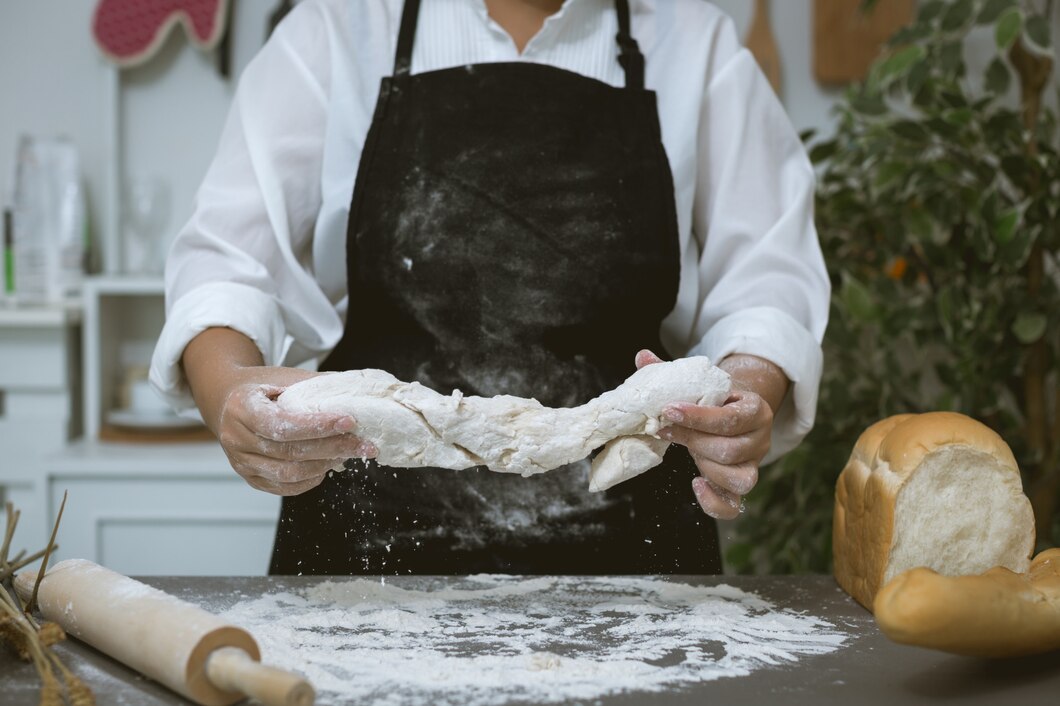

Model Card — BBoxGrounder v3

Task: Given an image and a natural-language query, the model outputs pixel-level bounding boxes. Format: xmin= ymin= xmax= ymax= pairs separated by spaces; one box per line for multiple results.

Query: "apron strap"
xmin=393 ymin=0 xmax=646 ymax=89
xmin=614 ymin=0 xmax=645 ymax=90
xmin=394 ymin=0 xmax=422 ymax=77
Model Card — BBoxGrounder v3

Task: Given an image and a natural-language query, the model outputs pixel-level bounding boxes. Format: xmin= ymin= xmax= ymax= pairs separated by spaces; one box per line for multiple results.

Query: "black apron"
xmin=269 ymin=0 xmax=721 ymax=576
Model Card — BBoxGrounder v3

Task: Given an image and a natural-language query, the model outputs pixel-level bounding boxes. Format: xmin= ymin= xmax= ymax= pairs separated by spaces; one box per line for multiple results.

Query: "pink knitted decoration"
xmin=92 ymin=0 xmax=230 ymax=67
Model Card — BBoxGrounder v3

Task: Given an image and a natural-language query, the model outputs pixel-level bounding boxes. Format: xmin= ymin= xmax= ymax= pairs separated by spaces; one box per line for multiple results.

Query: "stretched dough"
xmin=277 ymin=356 xmax=730 ymax=492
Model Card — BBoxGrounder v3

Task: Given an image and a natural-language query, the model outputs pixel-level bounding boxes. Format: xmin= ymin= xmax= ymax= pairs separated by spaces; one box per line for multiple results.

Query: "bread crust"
xmin=833 ymin=412 xmax=1033 ymax=610
xmin=874 ymin=549 xmax=1060 ymax=657
xmin=876 ymin=411 xmax=1018 ymax=478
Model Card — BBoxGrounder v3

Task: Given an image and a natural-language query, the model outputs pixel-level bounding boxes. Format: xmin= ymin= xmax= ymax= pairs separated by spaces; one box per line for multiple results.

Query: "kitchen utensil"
xmin=814 ymin=0 xmax=916 ymax=85
xmin=15 ymin=559 xmax=314 ymax=706
xmin=746 ymin=0 xmax=782 ymax=96
xmin=122 ymin=176 xmax=170 ymax=275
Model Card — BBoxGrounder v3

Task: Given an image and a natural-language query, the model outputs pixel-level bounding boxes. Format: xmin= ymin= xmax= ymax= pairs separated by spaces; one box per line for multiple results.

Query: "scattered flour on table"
xmin=220 ymin=576 xmax=849 ymax=705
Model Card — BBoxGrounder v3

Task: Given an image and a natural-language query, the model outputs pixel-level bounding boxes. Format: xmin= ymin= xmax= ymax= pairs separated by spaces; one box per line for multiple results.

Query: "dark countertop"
xmin=2 ymin=575 xmax=1058 ymax=705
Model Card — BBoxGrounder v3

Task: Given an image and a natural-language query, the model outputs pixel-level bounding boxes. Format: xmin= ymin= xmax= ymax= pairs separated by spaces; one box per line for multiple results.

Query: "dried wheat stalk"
xmin=0 ymin=493 xmax=94 ymax=705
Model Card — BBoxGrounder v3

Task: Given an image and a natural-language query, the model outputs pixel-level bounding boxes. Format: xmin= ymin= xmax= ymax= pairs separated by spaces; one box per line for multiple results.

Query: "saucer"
xmin=106 ymin=409 xmax=203 ymax=430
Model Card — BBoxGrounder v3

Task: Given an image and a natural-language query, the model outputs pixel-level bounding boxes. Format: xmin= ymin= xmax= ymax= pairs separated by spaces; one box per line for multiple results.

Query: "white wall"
xmin=0 ymin=0 xmax=109 ymax=255
xmin=0 ymin=0 xmax=273 ymax=271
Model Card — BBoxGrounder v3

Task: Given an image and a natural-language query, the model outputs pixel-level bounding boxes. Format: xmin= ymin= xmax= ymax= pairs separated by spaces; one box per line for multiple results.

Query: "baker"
xmin=150 ymin=0 xmax=829 ymax=575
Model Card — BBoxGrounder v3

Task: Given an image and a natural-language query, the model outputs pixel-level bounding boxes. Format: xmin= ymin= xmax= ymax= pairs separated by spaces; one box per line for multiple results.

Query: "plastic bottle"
xmin=12 ymin=135 xmax=86 ymax=303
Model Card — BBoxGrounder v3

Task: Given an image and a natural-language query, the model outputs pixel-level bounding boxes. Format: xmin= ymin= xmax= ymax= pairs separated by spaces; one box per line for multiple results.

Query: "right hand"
xmin=213 ymin=367 xmax=378 ymax=496
xmin=181 ymin=328 xmax=377 ymax=496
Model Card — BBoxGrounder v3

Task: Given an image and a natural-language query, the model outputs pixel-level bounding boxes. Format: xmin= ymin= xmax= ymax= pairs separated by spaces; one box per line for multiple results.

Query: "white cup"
xmin=127 ymin=378 xmax=171 ymax=415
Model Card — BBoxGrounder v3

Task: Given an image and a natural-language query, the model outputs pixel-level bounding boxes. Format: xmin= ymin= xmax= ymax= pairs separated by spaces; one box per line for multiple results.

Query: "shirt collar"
xmin=470 ymin=0 xmax=591 ymax=54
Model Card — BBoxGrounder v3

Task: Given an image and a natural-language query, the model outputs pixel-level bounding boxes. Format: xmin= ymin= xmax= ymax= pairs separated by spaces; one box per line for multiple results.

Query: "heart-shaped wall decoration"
xmin=92 ymin=0 xmax=231 ymax=67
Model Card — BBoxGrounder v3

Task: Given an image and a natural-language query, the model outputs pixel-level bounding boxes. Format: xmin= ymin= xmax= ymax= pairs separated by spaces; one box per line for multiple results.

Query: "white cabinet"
xmin=31 ymin=275 xmax=283 ymax=576
xmin=45 ymin=440 xmax=280 ymax=576
xmin=0 ymin=303 xmax=82 ymax=554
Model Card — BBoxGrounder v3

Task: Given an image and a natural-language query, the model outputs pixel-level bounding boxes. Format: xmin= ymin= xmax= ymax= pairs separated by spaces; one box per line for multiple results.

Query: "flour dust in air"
xmin=220 ymin=575 xmax=849 ymax=705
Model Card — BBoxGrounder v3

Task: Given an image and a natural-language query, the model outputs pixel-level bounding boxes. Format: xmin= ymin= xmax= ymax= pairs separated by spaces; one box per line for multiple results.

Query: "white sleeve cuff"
xmin=688 ymin=306 xmax=823 ymax=464
xmin=149 ymin=282 xmax=292 ymax=415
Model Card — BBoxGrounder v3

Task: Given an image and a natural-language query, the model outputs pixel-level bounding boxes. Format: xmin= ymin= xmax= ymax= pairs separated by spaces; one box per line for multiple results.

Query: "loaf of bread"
xmin=874 ymin=548 xmax=1060 ymax=657
xmin=833 ymin=412 xmax=1034 ymax=610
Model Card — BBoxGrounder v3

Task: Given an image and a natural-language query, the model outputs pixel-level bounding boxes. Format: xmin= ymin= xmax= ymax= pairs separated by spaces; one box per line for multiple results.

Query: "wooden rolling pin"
xmin=15 ymin=559 xmax=314 ymax=706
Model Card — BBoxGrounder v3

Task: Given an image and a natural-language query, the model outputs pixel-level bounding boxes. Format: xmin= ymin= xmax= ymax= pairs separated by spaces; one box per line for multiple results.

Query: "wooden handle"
xmin=207 ymin=647 xmax=314 ymax=706
xmin=813 ymin=0 xmax=916 ymax=85
xmin=746 ymin=0 xmax=782 ymax=95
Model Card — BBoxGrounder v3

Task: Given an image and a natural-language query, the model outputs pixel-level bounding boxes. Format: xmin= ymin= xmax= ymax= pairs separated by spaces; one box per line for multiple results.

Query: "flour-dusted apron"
xmin=269 ymin=0 xmax=721 ymax=576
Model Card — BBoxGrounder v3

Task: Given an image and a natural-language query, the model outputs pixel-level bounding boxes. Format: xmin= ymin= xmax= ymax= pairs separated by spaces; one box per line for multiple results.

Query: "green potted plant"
xmin=728 ymin=0 xmax=1060 ymax=573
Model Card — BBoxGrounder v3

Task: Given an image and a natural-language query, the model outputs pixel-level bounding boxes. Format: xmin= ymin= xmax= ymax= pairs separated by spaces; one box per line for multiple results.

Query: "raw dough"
xmin=277 ymin=356 xmax=730 ymax=491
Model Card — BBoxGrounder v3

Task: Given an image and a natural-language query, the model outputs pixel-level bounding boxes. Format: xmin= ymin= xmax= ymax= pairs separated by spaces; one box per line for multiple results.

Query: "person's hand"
xmin=213 ymin=367 xmax=378 ymax=496
xmin=635 ymin=350 xmax=787 ymax=520
xmin=181 ymin=328 xmax=377 ymax=496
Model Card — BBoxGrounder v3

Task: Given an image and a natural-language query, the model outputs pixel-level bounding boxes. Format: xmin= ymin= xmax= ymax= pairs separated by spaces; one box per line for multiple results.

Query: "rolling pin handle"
xmin=205 ymin=647 xmax=315 ymax=706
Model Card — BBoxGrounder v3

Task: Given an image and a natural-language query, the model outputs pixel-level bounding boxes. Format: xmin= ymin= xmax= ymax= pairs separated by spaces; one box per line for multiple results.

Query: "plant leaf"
xmin=994 ymin=207 xmax=1020 ymax=243
xmin=995 ymin=8 xmax=1024 ymax=50
xmin=841 ymin=273 xmax=877 ymax=322
xmin=809 ymin=139 xmax=838 ymax=164
xmin=938 ymin=42 xmax=966 ymax=76
xmin=891 ymin=119 xmax=929 ymax=141
xmin=905 ymin=56 xmax=931 ymax=95
xmin=984 ymin=57 xmax=1011 ymax=94
xmin=943 ymin=107 xmax=974 ymax=127
xmin=978 ymin=0 xmax=1017 ymax=24
xmin=907 ymin=206 xmax=934 ymax=241
xmin=936 ymin=286 xmax=957 ymax=343
xmin=919 ymin=0 xmax=947 ymax=24
xmin=877 ymin=46 xmax=926 ymax=82
xmin=1012 ymin=312 xmax=1047 ymax=344
xmin=873 ymin=161 xmax=908 ymax=191
xmin=941 ymin=0 xmax=974 ymax=32
xmin=1025 ymin=15 xmax=1051 ymax=49
xmin=851 ymin=91 xmax=888 ymax=116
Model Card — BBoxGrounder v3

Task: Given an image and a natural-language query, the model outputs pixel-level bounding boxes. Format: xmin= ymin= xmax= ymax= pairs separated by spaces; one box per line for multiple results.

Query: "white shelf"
xmin=46 ymin=438 xmax=229 ymax=476
xmin=0 ymin=299 xmax=82 ymax=327
xmin=82 ymin=274 xmax=163 ymax=296
xmin=82 ymin=275 xmax=166 ymax=439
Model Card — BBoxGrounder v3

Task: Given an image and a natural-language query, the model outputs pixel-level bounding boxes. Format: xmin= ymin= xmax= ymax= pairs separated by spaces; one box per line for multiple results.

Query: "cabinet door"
xmin=0 ymin=476 xmax=48 ymax=557
xmin=49 ymin=476 xmax=280 ymax=575
xmin=0 ymin=321 xmax=80 ymax=553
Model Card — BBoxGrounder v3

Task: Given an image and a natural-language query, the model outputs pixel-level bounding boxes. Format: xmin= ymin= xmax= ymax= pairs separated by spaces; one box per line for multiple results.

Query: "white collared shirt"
xmin=150 ymin=0 xmax=830 ymax=462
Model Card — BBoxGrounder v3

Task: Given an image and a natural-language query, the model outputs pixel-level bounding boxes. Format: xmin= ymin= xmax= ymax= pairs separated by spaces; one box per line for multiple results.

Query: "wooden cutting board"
xmin=746 ymin=0 xmax=782 ymax=95
xmin=814 ymin=0 xmax=916 ymax=85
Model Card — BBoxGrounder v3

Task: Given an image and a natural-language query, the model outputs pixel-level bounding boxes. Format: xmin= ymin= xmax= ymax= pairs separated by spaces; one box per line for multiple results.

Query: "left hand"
xmin=636 ymin=350 xmax=786 ymax=520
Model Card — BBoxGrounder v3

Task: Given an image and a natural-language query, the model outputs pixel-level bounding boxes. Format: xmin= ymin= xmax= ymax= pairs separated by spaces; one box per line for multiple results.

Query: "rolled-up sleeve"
xmin=150 ymin=3 xmax=338 ymax=414
xmin=686 ymin=32 xmax=830 ymax=462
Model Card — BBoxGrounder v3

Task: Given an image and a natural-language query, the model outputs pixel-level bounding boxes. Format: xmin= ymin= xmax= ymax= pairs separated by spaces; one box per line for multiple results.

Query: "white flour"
xmin=220 ymin=575 xmax=848 ymax=705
